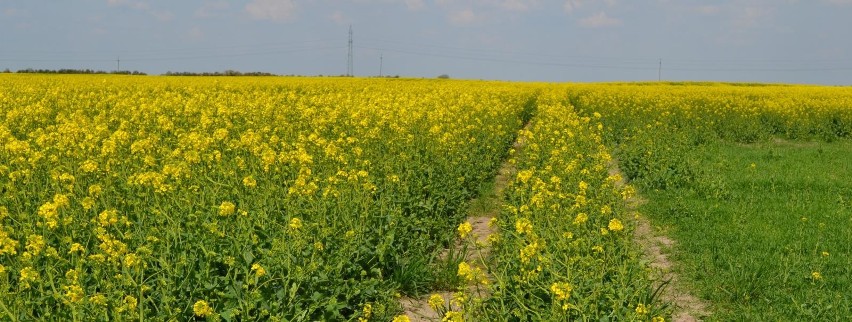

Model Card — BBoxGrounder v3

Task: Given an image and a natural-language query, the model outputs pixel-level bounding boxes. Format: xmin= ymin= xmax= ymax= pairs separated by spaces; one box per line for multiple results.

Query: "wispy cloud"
xmin=186 ymin=26 xmax=204 ymax=40
xmin=195 ymin=1 xmax=230 ymax=18
xmin=731 ymin=6 xmax=773 ymax=28
xmin=3 ymin=8 xmax=26 ymax=17
xmin=448 ymin=8 xmax=485 ymax=25
xmin=578 ymin=11 xmax=621 ymax=28
xmin=245 ymin=0 xmax=297 ymax=22
xmin=404 ymin=0 xmax=425 ymax=10
xmin=694 ymin=5 xmax=721 ymax=15
xmin=564 ymin=0 xmax=616 ymax=14
xmin=329 ymin=11 xmax=348 ymax=25
xmin=105 ymin=0 xmax=173 ymax=21
xmin=490 ymin=0 xmax=540 ymax=12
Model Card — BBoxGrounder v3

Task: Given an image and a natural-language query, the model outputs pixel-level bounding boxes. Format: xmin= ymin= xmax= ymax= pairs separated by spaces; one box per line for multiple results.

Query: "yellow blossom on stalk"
xmin=242 ymin=176 xmax=257 ymax=188
xmin=90 ymin=294 xmax=107 ymax=306
xmin=251 ymin=263 xmax=267 ymax=277
xmin=821 ymin=251 xmax=829 ymax=257
xmin=25 ymin=235 xmax=46 ymax=256
xmin=652 ymin=316 xmax=666 ymax=322
xmin=124 ymin=253 xmax=141 ymax=268
xmin=516 ymin=170 xmax=533 ymax=184
xmin=573 ymin=213 xmax=588 ymax=225
xmin=428 ymin=294 xmax=445 ymax=310
xmin=81 ymin=197 xmax=95 ymax=210
xmin=98 ymin=209 xmax=119 ymax=227
xmin=193 ymin=300 xmax=214 ymax=317
xmin=442 ymin=311 xmax=464 ymax=322
xmin=608 ymin=219 xmax=624 ymax=232
xmin=0 ymin=230 xmax=19 ymax=256
xmin=520 ymin=240 xmax=540 ymax=264
xmin=550 ymin=282 xmax=573 ymax=301
xmin=458 ymin=221 xmax=473 ymax=239
xmin=450 ymin=291 xmax=466 ymax=307
xmin=88 ymin=184 xmax=103 ymax=196
xmin=37 ymin=202 xmax=59 ymax=229
xmin=58 ymin=173 xmax=75 ymax=185
xmin=219 ymin=201 xmax=235 ymax=216
xmin=79 ymin=160 xmax=98 ymax=173
xmin=19 ymin=266 xmax=40 ymax=289
xmin=362 ymin=303 xmax=373 ymax=320
xmin=63 ymin=284 xmax=85 ymax=304
xmin=289 ymin=217 xmax=303 ymax=230
xmin=392 ymin=315 xmax=411 ymax=322
xmin=812 ymin=271 xmax=823 ymax=280
xmin=621 ymin=185 xmax=636 ymax=200
xmin=636 ymin=303 xmax=649 ymax=315
xmin=458 ymin=262 xmax=474 ymax=282
xmin=515 ymin=217 xmax=533 ymax=235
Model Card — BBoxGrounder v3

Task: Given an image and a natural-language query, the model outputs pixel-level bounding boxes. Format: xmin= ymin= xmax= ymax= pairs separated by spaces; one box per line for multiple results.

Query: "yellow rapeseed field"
xmin=2 ymin=75 xmax=850 ymax=321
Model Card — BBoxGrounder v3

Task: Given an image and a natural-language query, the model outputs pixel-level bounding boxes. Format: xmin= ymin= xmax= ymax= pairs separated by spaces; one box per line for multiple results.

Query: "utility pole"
xmin=658 ymin=58 xmax=662 ymax=82
xmin=379 ymin=54 xmax=383 ymax=77
xmin=347 ymin=25 xmax=354 ymax=77
xmin=117 ymin=56 xmax=121 ymax=73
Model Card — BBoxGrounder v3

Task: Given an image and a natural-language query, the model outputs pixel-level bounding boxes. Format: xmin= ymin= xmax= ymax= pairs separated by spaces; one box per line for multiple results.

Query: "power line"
xmin=355 ymin=45 xmax=852 ymax=73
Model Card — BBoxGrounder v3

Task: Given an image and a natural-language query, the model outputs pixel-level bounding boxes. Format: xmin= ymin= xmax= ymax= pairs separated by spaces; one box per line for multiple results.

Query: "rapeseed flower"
xmin=219 ymin=201 xmax=236 ymax=216
xmin=392 ymin=315 xmax=411 ymax=322
xmin=251 ymin=263 xmax=267 ymax=277
xmin=428 ymin=294 xmax=445 ymax=310
xmin=608 ymin=219 xmax=624 ymax=232
xmin=458 ymin=221 xmax=473 ymax=238
xmin=193 ymin=300 xmax=214 ymax=317
xmin=289 ymin=217 xmax=303 ymax=230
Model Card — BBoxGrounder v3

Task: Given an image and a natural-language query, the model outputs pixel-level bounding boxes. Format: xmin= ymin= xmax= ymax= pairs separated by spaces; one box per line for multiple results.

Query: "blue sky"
xmin=1 ymin=0 xmax=851 ymax=84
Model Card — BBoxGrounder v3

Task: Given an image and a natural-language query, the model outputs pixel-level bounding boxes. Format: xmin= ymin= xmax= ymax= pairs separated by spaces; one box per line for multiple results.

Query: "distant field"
xmin=1 ymin=74 xmax=850 ymax=320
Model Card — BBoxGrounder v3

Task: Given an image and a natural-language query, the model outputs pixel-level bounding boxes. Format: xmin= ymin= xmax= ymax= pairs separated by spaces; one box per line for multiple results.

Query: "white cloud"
xmin=404 ymin=0 xmax=425 ymax=10
xmin=195 ymin=1 xmax=230 ymax=18
xmin=731 ymin=6 xmax=772 ymax=28
xmin=491 ymin=0 xmax=539 ymax=11
xmin=448 ymin=9 xmax=484 ymax=25
xmin=245 ymin=0 xmax=297 ymax=22
xmin=694 ymin=5 xmax=721 ymax=15
xmin=187 ymin=26 xmax=204 ymax=40
xmin=329 ymin=11 xmax=348 ymax=25
xmin=107 ymin=0 xmax=149 ymax=10
xmin=564 ymin=0 xmax=583 ymax=13
xmin=564 ymin=0 xmax=616 ymax=14
xmin=578 ymin=11 xmax=621 ymax=28
xmin=106 ymin=0 xmax=172 ymax=21
xmin=3 ymin=8 xmax=24 ymax=17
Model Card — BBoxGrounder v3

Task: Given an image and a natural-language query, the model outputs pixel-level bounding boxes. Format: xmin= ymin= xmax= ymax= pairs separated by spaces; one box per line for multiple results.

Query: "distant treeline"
xmin=163 ymin=70 xmax=276 ymax=76
xmin=12 ymin=68 xmax=146 ymax=75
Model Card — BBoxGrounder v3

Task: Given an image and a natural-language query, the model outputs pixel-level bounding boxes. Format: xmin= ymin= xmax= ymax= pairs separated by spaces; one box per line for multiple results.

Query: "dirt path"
xmin=608 ymin=164 xmax=710 ymax=322
xmin=399 ymin=127 xmax=528 ymax=321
